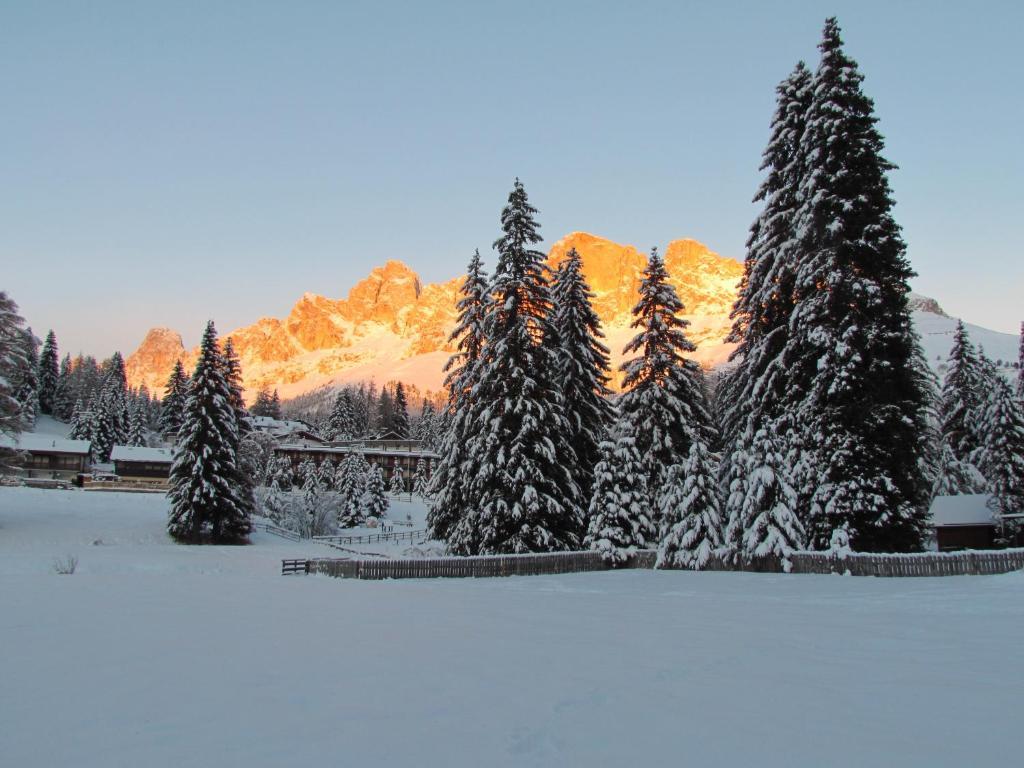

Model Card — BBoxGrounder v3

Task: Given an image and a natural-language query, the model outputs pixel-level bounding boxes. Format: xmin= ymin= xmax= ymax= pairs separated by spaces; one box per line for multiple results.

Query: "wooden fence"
xmin=285 ymin=546 xmax=1024 ymax=580
xmin=253 ymin=521 xmax=303 ymax=542
xmin=313 ymin=529 xmax=426 ymax=546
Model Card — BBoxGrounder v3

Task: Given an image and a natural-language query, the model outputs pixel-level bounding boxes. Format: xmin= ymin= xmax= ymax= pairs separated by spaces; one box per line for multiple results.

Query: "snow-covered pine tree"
xmin=361 ymin=464 xmax=389 ymax=521
xmin=657 ymin=441 xmax=725 ymax=570
xmin=167 ymin=321 xmax=252 ymax=544
xmin=262 ymin=455 xmax=294 ymax=524
xmin=54 ymin=354 xmax=74 ymax=422
xmin=734 ymin=425 xmax=805 ymax=569
xmin=0 ymin=292 xmax=32 ymax=438
xmin=428 ymin=249 xmax=490 ymax=544
xmin=585 ymin=432 xmax=654 ymax=564
xmin=296 ymin=456 xmax=317 ymax=486
xmin=335 ymin=452 xmax=366 ymax=527
xmin=221 ymin=338 xmax=249 ymax=436
xmin=978 ymin=378 xmax=1024 ymax=543
xmin=414 ymin=399 xmax=436 ymax=446
xmin=932 ymin=439 xmax=987 ymax=497
xmin=316 ymin=457 xmax=335 ymax=491
xmin=68 ymin=398 xmax=88 ymax=440
xmin=37 ymin=330 xmax=59 ymax=416
xmin=617 ymin=247 xmax=714 ymax=532
xmin=392 ymin=382 xmax=410 ymax=438
xmin=413 ymin=456 xmax=429 ymax=497
xmin=91 ymin=382 xmax=121 ymax=462
xmin=784 ymin=18 xmax=930 ymax=552
xmin=450 ymin=180 xmax=583 ymax=555
xmin=126 ymin=398 xmax=147 ymax=446
xmin=723 ymin=61 xmax=812 ymax=448
xmin=13 ymin=328 xmax=40 ymax=430
xmin=940 ymin=321 xmax=985 ymax=463
xmin=250 ymin=386 xmax=272 ymax=417
xmin=389 ymin=463 xmax=405 ymax=495
xmin=159 ymin=360 xmax=189 ymax=436
xmin=327 ymin=390 xmax=356 ymax=440
xmin=550 ymin=247 xmax=614 ymax=511
xmin=1017 ymin=321 xmax=1023 ymax=400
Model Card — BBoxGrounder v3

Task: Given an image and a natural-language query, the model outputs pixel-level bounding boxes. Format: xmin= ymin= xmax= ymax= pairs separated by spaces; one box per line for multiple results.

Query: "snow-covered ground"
xmin=1 ymin=486 xmax=1022 ymax=767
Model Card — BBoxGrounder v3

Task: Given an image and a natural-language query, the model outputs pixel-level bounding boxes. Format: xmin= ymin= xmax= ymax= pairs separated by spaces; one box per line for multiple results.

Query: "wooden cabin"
xmin=0 ymin=434 xmax=91 ymax=480
xmin=110 ymin=445 xmax=174 ymax=486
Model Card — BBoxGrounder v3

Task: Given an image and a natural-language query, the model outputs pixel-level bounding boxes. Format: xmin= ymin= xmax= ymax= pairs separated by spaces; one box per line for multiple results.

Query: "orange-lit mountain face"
xmin=125 ymin=234 xmax=744 ymax=400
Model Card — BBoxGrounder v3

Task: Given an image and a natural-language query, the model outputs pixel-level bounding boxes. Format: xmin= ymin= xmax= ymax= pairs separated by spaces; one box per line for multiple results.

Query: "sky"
xmin=2 ymin=0 xmax=1021 ymax=357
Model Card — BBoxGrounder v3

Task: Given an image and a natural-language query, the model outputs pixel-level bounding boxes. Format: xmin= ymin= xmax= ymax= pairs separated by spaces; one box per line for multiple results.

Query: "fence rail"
xmin=313 ymin=529 xmax=426 ymax=546
xmin=286 ymin=546 xmax=1024 ymax=581
xmin=253 ymin=521 xmax=303 ymax=542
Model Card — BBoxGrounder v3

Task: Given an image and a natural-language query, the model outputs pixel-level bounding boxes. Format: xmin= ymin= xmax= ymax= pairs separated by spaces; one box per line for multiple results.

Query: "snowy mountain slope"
xmin=125 ymin=233 xmax=1016 ymax=399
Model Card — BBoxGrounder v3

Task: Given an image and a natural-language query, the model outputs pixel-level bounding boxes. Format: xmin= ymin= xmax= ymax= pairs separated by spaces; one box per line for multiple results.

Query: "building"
xmin=930 ymin=494 xmax=997 ymax=551
xmin=0 ymin=434 xmax=92 ymax=480
xmin=274 ymin=439 xmax=438 ymax=490
xmin=249 ymin=416 xmax=324 ymax=444
xmin=110 ymin=445 xmax=175 ymax=486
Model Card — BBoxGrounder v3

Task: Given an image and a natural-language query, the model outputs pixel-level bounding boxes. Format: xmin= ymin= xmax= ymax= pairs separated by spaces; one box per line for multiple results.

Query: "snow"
xmin=110 ymin=445 xmax=175 ymax=463
xmin=930 ymin=493 xmax=994 ymax=527
xmin=2 ymin=486 xmax=1023 ymax=766
xmin=0 ymin=432 xmax=90 ymax=454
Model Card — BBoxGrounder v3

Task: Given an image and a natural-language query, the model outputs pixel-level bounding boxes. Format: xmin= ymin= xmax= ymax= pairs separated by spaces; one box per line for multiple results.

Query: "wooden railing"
xmin=313 ymin=529 xmax=426 ymax=546
xmin=252 ymin=521 xmax=303 ymax=542
xmin=284 ymin=546 xmax=1024 ymax=581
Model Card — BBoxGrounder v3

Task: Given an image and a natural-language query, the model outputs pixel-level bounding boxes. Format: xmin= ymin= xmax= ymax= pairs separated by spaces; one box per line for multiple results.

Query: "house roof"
xmin=0 ymin=433 xmax=91 ymax=455
xmin=930 ymin=494 xmax=995 ymax=527
xmin=110 ymin=445 xmax=175 ymax=463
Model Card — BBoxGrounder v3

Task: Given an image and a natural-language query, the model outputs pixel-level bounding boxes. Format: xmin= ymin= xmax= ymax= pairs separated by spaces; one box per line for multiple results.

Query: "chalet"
xmin=0 ymin=434 xmax=91 ymax=480
xmin=249 ymin=416 xmax=324 ymax=444
xmin=930 ymin=494 xmax=998 ymax=551
xmin=110 ymin=445 xmax=175 ymax=486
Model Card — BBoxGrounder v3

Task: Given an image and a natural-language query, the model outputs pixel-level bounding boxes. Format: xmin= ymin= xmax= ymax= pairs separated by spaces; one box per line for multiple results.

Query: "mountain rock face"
xmin=125 ymin=233 xmax=745 ymax=399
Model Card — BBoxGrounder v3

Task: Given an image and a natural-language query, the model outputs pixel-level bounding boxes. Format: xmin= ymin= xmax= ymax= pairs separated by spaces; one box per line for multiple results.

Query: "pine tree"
xmin=413 ymin=456 xmax=430 ymax=497
xmin=336 ymin=453 xmax=366 ymax=527
xmin=450 ymin=179 xmax=583 ymax=555
xmin=940 ymin=321 xmax=985 ymax=462
xmin=327 ymin=390 xmax=356 ymax=440
xmin=783 ymin=18 xmax=930 ymax=551
xmin=550 ymin=247 xmax=614 ymax=509
xmin=428 ymin=249 xmax=490 ymax=543
xmin=221 ymin=338 xmax=249 ymax=436
xmin=269 ymin=389 xmax=282 ymax=420
xmin=392 ymin=382 xmax=410 ymax=438
xmin=979 ymin=379 xmax=1024 ymax=541
xmin=250 ymin=386 xmax=274 ymax=418
xmin=724 ymin=61 xmax=812 ymax=448
xmin=91 ymin=383 xmax=120 ymax=462
xmin=585 ymin=432 xmax=654 ymax=564
xmin=932 ymin=439 xmax=987 ymax=497
xmin=657 ymin=441 xmax=725 ymax=570
xmin=1017 ymin=321 xmax=1023 ymax=401
xmin=13 ymin=328 xmax=40 ymax=429
xmin=0 ymin=292 xmax=32 ymax=438
xmin=53 ymin=354 xmax=74 ymax=422
xmin=126 ymin=398 xmax=148 ymax=446
xmin=316 ymin=457 xmax=335 ymax=491
xmin=361 ymin=464 xmax=389 ymax=521
xmin=159 ymin=360 xmax=190 ymax=436
xmin=167 ymin=321 xmax=252 ymax=544
xmin=37 ymin=330 xmax=59 ymax=415
xmin=617 ymin=247 xmax=713 ymax=532
xmin=390 ymin=463 xmax=405 ymax=495
xmin=734 ymin=425 xmax=805 ymax=568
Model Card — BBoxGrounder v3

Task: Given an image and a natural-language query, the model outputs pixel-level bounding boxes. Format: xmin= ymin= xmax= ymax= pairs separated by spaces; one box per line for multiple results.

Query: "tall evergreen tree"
xmin=13 ymin=328 xmax=40 ymax=429
xmin=585 ymin=432 xmax=654 ymax=564
xmin=550 ymin=247 xmax=614 ymax=510
xmin=389 ymin=463 xmax=405 ymax=495
xmin=269 ymin=389 xmax=282 ymax=420
xmin=617 ymin=247 xmax=713 ymax=530
xmin=54 ymin=354 xmax=74 ymax=422
xmin=0 ymin=292 xmax=32 ymax=438
xmin=221 ymin=338 xmax=249 ymax=436
xmin=392 ymin=382 xmax=410 ymax=438
xmin=159 ymin=360 xmax=190 ymax=436
xmin=428 ymin=249 xmax=489 ymax=543
xmin=361 ymin=464 xmax=389 ymax=520
xmin=167 ymin=321 xmax=252 ymax=543
xmin=782 ymin=18 xmax=930 ymax=551
xmin=940 ymin=321 xmax=985 ymax=462
xmin=723 ymin=61 xmax=812 ymax=448
xmin=37 ymin=330 xmax=59 ymax=415
xmin=978 ymin=378 xmax=1024 ymax=541
xmin=327 ymin=390 xmax=356 ymax=440
xmin=450 ymin=180 xmax=583 ymax=555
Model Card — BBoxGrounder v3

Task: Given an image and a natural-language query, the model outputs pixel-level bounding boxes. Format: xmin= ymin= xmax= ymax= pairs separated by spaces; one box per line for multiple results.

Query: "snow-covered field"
xmin=1 ymin=487 xmax=1021 ymax=767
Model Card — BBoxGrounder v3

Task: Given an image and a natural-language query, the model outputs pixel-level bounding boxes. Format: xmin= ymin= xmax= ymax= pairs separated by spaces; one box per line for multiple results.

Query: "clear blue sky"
xmin=3 ymin=0 xmax=1021 ymax=356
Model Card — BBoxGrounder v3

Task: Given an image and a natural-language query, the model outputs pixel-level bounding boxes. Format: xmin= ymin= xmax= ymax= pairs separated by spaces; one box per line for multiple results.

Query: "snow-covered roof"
xmin=930 ymin=494 xmax=995 ymax=527
xmin=110 ymin=445 xmax=175 ymax=463
xmin=0 ymin=433 xmax=91 ymax=455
